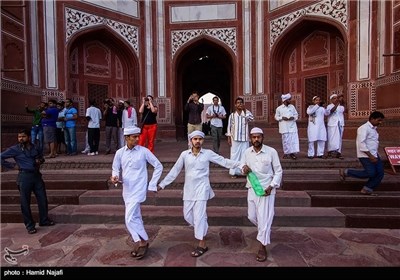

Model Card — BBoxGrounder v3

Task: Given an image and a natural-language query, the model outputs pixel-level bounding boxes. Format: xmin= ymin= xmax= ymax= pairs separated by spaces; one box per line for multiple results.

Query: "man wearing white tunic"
xmin=241 ymin=127 xmax=283 ymax=262
xmin=325 ymin=94 xmax=345 ymax=159
xmin=226 ymin=97 xmax=254 ymax=177
xmin=157 ymin=130 xmax=245 ymax=257
xmin=274 ymin=93 xmax=300 ymax=159
xmin=306 ymin=96 xmax=327 ymax=159
xmin=110 ymin=126 xmax=162 ymax=260
xmin=120 ymin=100 xmax=138 ymax=147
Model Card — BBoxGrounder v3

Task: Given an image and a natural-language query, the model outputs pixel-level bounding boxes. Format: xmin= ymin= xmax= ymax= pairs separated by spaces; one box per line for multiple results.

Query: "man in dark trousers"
xmin=1 ymin=129 xmax=55 ymax=234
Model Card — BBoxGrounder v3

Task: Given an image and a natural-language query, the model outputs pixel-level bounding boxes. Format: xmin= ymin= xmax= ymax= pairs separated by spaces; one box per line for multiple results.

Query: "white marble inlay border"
xmin=81 ymin=0 xmax=139 ymax=18
xmin=170 ymin=3 xmax=236 ymax=23
xmin=65 ymin=7 xmax=139 ymax=55
xmin=30 ymin=1 xmax=40 ymax=86
xmin=270 ymin=0 xmax=347 ymax=49
xmin=171 ymin=28 xmax=237 ymax=57
xmin=45 ymin=0 xmax=57 ymax=88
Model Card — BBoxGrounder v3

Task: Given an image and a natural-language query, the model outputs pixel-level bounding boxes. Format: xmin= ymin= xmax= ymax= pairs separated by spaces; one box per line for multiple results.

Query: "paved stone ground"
xmin=1 ymin=223 xmax=400 ymax=268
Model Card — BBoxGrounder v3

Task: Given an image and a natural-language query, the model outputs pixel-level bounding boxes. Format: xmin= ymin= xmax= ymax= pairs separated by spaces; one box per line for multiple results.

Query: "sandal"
xmin=191 ymin=246 xmax=208 ymax=257
xmin=256 ymin=247 xmax=267 ymax=262
xmin=131 ymin=243 xmax=149 ymax=260
xmin=27 ymin=228 xmax=37 ymax=234
xmin=360 ymin=189 xmax=377 ymax=196
xmin=339 ymin=169 xmax=346 ymax=182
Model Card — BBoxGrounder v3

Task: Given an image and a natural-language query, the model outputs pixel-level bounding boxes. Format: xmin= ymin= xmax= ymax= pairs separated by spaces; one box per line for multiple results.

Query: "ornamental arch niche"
xmin=174 ymin=38 xmax=234 ymax=140
xmin=66 ymin=27 xmax=139 ymax=124
xmin=270 ymin=18 xmax=347 ymax=121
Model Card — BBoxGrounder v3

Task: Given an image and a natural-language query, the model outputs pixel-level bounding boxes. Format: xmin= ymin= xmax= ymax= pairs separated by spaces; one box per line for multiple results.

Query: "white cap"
xmin=119 ymin=100 xmax=125 ymax=104
xmin=330 ymin=94 xmax=338 ymax=100
xmin=250 ymin=127 xmax=263 ymax=135
xmin=124 ymin=126 xmax=141 ymax=136
xmin=281 ymin=93 xmax=291 ymax=101
xmin=188 ymin=130 xmax=205 ymax=139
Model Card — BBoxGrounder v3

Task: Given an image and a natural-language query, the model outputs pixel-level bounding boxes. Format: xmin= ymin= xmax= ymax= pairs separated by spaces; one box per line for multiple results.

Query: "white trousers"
xmin=282 ymin=132 xmax=300 ymax=154
xmin=125 ymin=200 xmax=148 ymax=242
xmin=229 ymin=140 xmax=249 ymax=176
xmin=308 ymin=140 xmax=326 ymax=157
xmin=183 ymin=200 xmax=208 ymax=241
xmin=327 ymin=125 xmax=343 ymax=153
xmin=247 ymin=189 xmax=275 ymax=246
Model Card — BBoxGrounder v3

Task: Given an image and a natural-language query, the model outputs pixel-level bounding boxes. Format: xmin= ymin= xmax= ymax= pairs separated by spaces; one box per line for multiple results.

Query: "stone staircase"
xmin=2 ymin=157 xmax=400 ymax=228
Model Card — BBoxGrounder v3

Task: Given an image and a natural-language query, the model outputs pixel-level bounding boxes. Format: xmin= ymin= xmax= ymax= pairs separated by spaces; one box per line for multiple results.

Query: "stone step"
xmin=42 ymin=204 xmax=346 ymax=228
xmin=337 ymin=207 xmax=400 ymax=229
xmin=308 ymin=191 xmax=400 ymax=208
xmin=78 ymin=189 xmax=311 ymax=207
xmin=1 ymin=190 xmax=85 ymax=205
xmin=1 ymin=204 xmax=59 ymax=223
xmin=0 ymin=189 xmax=311 ymax=207
xmin=2 ymin=169 xmax=398 ymax=191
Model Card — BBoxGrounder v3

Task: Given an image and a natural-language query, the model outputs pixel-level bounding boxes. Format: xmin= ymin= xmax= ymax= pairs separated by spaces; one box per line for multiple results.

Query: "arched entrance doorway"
xmin=174 ymin=39 xmax=233 ymax=140
xmin=270 ymin=19 xmax=347 ymax=122
xmin=67 ymin=28 xmax=139 ymax=127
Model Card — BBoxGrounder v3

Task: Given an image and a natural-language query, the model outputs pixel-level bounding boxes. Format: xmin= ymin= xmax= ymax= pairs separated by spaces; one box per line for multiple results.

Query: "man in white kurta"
xmin=241 ymin=127 xmax=283 ymax=262
xmin=226 ymin=97 xmax=254 ymax=176
xmin=274 ymin=93 xmax=299 ymax=159
xmin=157 ymin=130 xmax=245 ymax=257
xmin=110 ymin=126 xmax=162 ymax=260
xmin=306 ymin=96 xmax=327 ymax=158
xmin=325 ymin=94 xmax=345 ymax=159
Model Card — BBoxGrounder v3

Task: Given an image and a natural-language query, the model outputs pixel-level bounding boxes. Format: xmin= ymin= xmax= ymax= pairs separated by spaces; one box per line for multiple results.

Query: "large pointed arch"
xmin=172 ymin=36 xmax=236 ymax=140
xmin=269 ymin=16 xmax=348 ymax=122
xmin=64 ymin=26 xmax=140 ymax=120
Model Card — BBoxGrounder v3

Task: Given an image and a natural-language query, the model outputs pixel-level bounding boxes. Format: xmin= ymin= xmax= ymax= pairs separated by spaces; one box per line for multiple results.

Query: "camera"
xmin=145 ymin=98 xmax=149 ymax=101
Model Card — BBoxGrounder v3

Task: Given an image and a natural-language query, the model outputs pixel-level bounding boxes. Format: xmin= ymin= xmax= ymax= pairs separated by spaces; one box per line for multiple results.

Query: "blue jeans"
xmin=64 ymin=126 xmax=77 ymax=154
xmin=347 ymin=157 xmax=384 ymax=191
xmin=31 ymin=125 xmax=44 ymax=154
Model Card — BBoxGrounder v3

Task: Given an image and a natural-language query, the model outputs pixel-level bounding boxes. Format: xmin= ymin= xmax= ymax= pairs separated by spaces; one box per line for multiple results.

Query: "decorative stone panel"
xmin=65 ymin=7 xmax=139 ymax=56
xmin=171 ymin=28 xmax=236 ymax=57
xmin=349 ymin=81 xmax=376 ymax=118
xmin=270 ymin=0 xmax=347 ymax=49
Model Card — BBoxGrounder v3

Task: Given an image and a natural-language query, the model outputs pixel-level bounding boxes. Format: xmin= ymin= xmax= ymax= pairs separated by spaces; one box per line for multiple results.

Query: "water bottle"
xmin=248 ymin=172 xmax=265 ymax=196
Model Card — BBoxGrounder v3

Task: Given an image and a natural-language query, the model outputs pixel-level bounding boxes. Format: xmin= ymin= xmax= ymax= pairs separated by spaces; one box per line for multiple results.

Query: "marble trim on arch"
xmin=171 ymin=28 xmax=237 ymax=57
xmin=269 ymin=0 xmax=347 ymax=49
xmin=65 ymin=7 xmax=139 ymax=55
xmin=348 ymin=81 xmax=376 ymax=119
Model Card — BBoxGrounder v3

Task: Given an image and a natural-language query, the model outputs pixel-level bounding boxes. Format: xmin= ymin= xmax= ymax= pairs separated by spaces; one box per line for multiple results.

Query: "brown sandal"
xmin=256 ymin=247 xmax=267 ymax=262
xmin=131 ymin=243 xmax=149 ymax=260
xmin=191 ymin=246 xmax=208 ymax=257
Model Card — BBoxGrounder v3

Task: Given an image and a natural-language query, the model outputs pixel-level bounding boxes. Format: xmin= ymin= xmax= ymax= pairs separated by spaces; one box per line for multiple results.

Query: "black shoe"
xmin=39 ymin=220 xmax=55 ymax=226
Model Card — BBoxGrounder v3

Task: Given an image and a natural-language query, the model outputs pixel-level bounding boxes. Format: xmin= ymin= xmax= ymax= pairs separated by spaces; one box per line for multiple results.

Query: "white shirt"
xmin=306 ymin=104 xmax=327 ymax=141
xmin=274 ymin=104 xmax=299 ymax=134
xmin=206 ymin=105 xmax=227 ymax=128
xmin=122 ymin=107 xmax=137 ymax=128
xmin=112 ymin=145 xmax=163 ymax=203
xmin=159 ymin=148 xmax=243 ymax=201
xmin=356 ymin=121 xmax=380 ymax=158
xmin=241 ymin=145 xmax=283 ymax=195
xmin=86 ymin=106 xmax=102 ymax=128
xmin=325 ymin=103 xmax=345 ymax=126
xmin=226 ymin=110 xmax=254 ymax=141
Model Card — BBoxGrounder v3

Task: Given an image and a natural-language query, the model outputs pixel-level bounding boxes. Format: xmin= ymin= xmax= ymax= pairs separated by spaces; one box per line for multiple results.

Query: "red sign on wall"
xmin=384 ymin=147 xmax=400 ymax=165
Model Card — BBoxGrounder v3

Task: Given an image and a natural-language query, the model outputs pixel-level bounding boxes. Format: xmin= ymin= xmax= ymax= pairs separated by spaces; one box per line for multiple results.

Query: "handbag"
xmin=140 ymin=110 xmax=150 ymax=130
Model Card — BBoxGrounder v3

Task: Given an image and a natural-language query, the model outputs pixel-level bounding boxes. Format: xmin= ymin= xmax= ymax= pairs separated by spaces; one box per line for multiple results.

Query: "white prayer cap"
xmin=188 ymin=130 xmax=205 ymax=139
xmin=281 ymin=93 xmax=291 ymax=101
xmin=312 ymin=96 xmax=319 ymax=101
xmin=330 ymin=94 xmax=338 ymax=100
xmin=124 ymin=126 xmax=141 ymax=136
xmin=250 ymin=127 xmax=263 ymax=135
xmin=119 ymin=100 xmax=125 ymax=104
